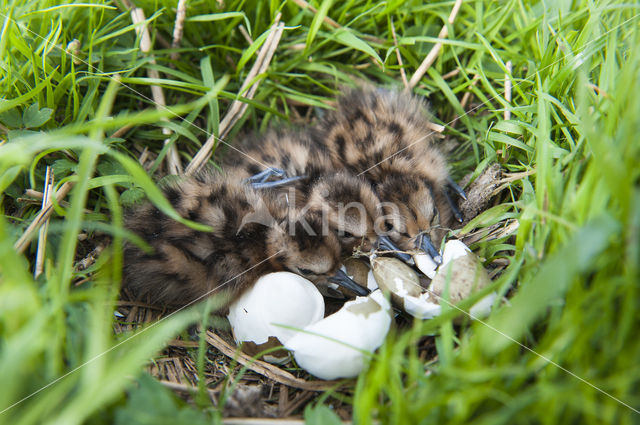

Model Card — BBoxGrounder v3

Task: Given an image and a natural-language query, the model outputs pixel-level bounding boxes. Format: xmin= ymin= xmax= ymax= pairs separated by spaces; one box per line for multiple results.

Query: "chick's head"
xmin=376 ymin=173 xmax=450 ymax=250
xmin=265 ymin=212 xmax=342 ymax=283
xmin=306 ymin=172 xmax=382 ymax=254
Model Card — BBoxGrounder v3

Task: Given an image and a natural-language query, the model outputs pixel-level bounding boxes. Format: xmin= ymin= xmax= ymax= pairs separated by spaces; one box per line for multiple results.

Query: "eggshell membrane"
xmin=469 ymin=292 xmax=497 ymax=318
xmin=284 ymin=290 xmax=392 ymax=380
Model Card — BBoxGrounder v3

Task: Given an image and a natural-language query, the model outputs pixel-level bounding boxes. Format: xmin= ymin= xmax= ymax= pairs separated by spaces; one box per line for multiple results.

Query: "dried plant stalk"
xmin=205 ymin=330 xmax=343 ymax=391
xmin=186 ymin=16 xmax=285 ymax=175
xmin=239 ymin=24 xmax=253 ymax=44
xmin=390 ymin=18 xmax=408 ymax=89
xmin=34 ymin=167 xmax=54 ymax=278
xmin=170 ymin=0 xmax=188 ymax=61
xmin=14 ymin=181 xmax=74 ymax=254
xmin=290 ymin=0 xmax=339 ymax=28
xmin=504 ymin=60 xmax=513 ymax=120
xmin=407 ymin=0 xmax=463 ymax=90
xmin=130 ymin=4 xmax=183 ymax=175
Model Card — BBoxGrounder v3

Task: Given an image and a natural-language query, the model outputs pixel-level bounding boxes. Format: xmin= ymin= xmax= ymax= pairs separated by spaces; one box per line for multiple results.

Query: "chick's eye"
xmin=342 ymin=231 xmax=355 ymax=238
xmin=298 ymin=268 xmax=314 ymax=275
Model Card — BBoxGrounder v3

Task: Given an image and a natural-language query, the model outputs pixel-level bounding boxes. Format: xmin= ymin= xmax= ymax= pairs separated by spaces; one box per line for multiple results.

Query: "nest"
xmin=106 ymin=162 xmax=515 ymax=419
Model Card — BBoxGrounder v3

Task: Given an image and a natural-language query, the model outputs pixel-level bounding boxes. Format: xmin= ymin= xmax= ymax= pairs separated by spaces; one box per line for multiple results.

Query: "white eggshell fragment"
xmin=366 ymin=269 xmax=379 ymax=291
xmin=430 ymin=241 xmax=497 ymax=320
xmin=440 ymin=240 xmax=471 ymax=269
xmin=227 ymin=272 xmax=324 ymax=363
xmin=469 ymin=292 xmax=497 ymax=319
xmin=284 ymin=289 xmax=392 ymax=380
xmin=413 ymin=252 xmax=438 ymax=279
xmin=402 ymin=292 xmax=442 ymax=319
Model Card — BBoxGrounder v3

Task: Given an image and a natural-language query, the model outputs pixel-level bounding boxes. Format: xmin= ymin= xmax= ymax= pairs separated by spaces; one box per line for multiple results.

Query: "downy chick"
xmin=122 ymin=171 xmax=364 ymax=309
xmin=222 ymin=128 xmax=334 ymax=197
xmin=223 ymin=128 xmax=406 ymax=258
xmin=316 ymin=86 xmax=466 ymax=262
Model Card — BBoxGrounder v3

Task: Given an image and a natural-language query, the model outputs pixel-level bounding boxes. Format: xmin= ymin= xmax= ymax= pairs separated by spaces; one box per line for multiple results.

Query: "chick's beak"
xmin=328 ymin=269 xmax=370 ymax=296
xmin=376 ymin=235 xmax=413 ymax=263
xmin=417 ymin=234 xmax=442 ymax=264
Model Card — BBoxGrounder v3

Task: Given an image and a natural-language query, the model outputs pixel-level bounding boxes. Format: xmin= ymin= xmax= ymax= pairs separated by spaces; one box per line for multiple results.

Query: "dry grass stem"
xmin=25 ymin=189 xmax=43 ymax=199
xmin=390 ymin=18 xmax=408 ymax=89
xmin=14 ymin=181 xmax=74 ymax=254
xmin=167 ymin=339 xmax=200 ymax=348
xmin=34 ymin=166 xmax=54 ymax=278
xmin=159 ymin=380 xmax=219 ymax=400
xmin=504 ymin=60 xmax=512 ymax=120
xmin=130 ymin=3 xmax=183 ymax=175
xmin=170 ymin=0 xmax=188 ymax=61
xmin=239 ymin=25 xmax=254 ymax=44
xmin=491 ymin=168 xmax=536 ymax=196
xmin=442 ymin=68 xmax=461 ymax=80
xmin=279 ymin=391 xmax=315 ymax=418
xmin=291 ymin=0 xmax=339 ymax=28
xmin=277 ymin=384 xmax=288 ymax=416
xmin=407 ymin=0 xmax=463 ymax=90
xmin=462 ymin=219 xmax=520 ymax=245
xmin=111 ymin=124 xmax=133 ymax=139
xmin=205 ymin=330 xmax=344 ymax=391
xmin=186 ymin=15 xmax=285 ymax=175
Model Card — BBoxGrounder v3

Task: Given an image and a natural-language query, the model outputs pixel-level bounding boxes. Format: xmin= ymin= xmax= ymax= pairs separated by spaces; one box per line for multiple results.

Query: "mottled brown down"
xmin=222 ymin=128 xmax=333 ymax=200
xmin=316 ymin=87 xmax=455 ymax=249
xmin=122 ymin=171 xmax=342 ymax=309
xmin=223 ymin=128 xmax=386 ymax=256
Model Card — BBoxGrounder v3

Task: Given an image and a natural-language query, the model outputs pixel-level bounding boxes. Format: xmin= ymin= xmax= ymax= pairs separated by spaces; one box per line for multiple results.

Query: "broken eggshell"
xmin=373 ymin=241 xmax=496 ymax=320
xmin=371 ymin=256 xmax=443 ymax=319
xmin=344 ymin=257 xmax=379 ymax=292
xmin=227 ymin=272 xmax=325 ymax=364
xmin=371 ymin=256 xmax=425 ymax=309
xmin=440 ymin=239 xmax=472 ymax=269
xmin=414 ymin=239 xmax=472 ymax=279
xmin=284 ymin=290 xmax=392 ymax=380
xmin=430 ymin=242 xmax=494 ymax=318
xmin=413 ymin=252 xmax=439 ymax=279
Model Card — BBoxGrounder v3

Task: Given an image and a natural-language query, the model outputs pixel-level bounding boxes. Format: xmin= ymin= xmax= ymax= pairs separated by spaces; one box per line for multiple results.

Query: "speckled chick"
xmin=222 ymin=128 xmax=390 ymax=257
xmin=316 ymin=86 xmax=463 ymax=258
xmin=122 ymin=171 xmax=347 ymax=309
xmin=222 ymin=128 xmax=333 ymax=200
